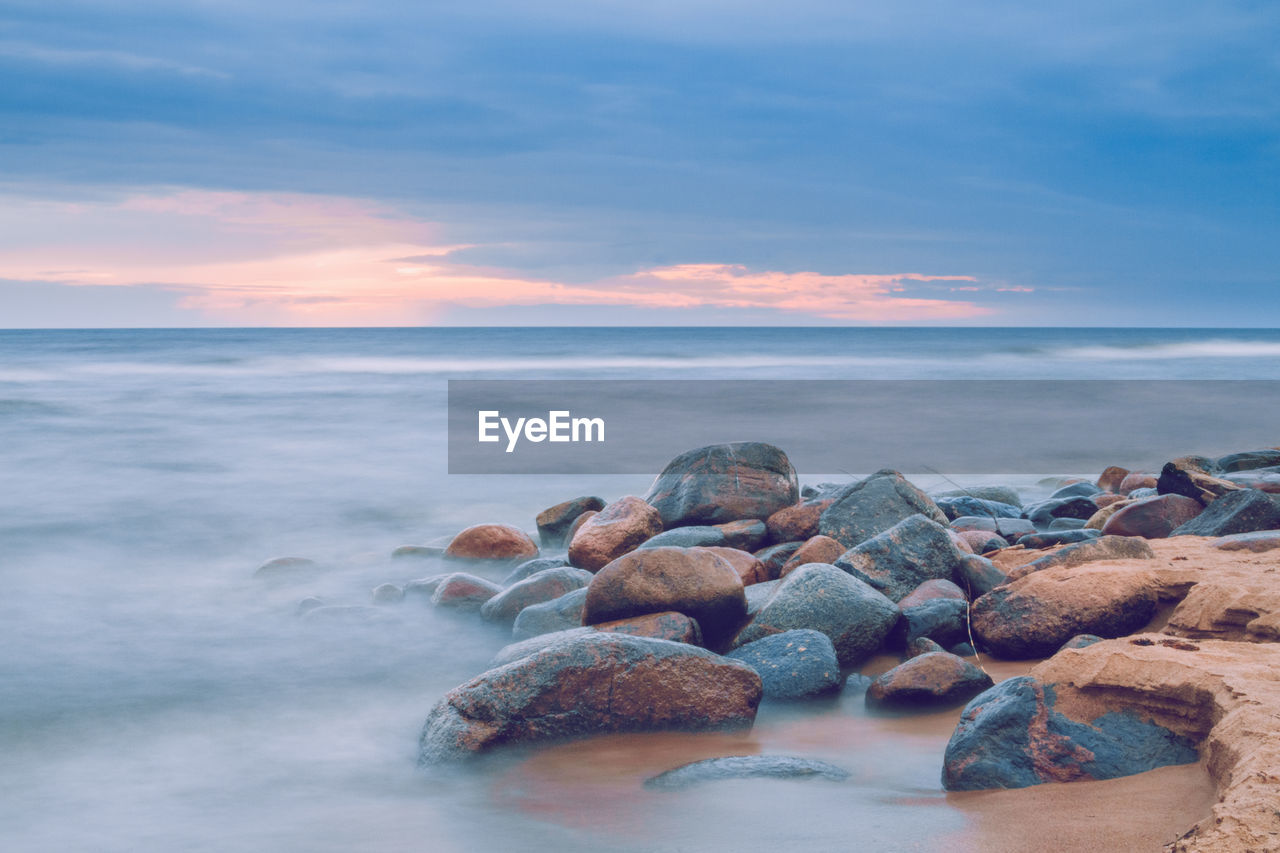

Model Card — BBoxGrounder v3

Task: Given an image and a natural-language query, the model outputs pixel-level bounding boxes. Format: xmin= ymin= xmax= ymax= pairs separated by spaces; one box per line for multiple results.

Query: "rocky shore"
xmin=261 ymin=442 xmax=1280 ymax=851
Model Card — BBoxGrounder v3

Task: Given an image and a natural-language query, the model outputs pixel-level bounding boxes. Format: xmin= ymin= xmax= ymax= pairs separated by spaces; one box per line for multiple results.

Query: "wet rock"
xmin=819 ymin=470 xmax=947 ymax=549
xmin=867 ymin=652 xmax=993 ymax=711
xmin=834 ymin=514 xmax=964 ymax=602
xmin=894 ymin=597 xmax=970 ymax=649
xmin=1023 ymin=497 xmax=1100 ymax=527
xmin=511 ymin=587 xmax=588 ymax=640
xmin=582 ymin=547 xmax=747 ymax=646
xmin=419 ymin=633 xmax=762 ymax=763
xmin=956 ymin=554 xmax=1008 ymax=598
xmin=935 ymin=497 xmax=1023 ymax=522
xmin=933 ymin=485 xmax=1022 ymax=507
xmin=1171 ymin=489 xmax=1280 ymax=537
xmin=430 ymin=573 xmax=503 ymax=612
xmin=956 ymin=530 xmax=1009 ymax=555
xmin=1216 ymin=449 xmax=1280 ymax=473
xmin=1007 ymin=535 xmax=1156 ymax=581
xmin=970 ymin=566 xmax=1158 ymax=659
xmin=254 ymin=556 xmax=322 ymax=582
xmin=644 ymin=755 xmax=849 ymax=790
xmin=778 ymin=534 xmax=846 ymax=578
xmin=391 ymin=545 xmax=444 ymax=560
xmin=645 ymin=442 xmax=799 ymax=528
xmin=732 ymin=563 xmax=899 ymax=667
xmin=1100 ymin=494 xmax=1203 ymax=538
xmin=372 ymin=583 xmax=404 ymax=604
xmin=754 ymin=541 xmax=803 ymax=579
xmin=536 ymin=496 xmax=605 ymax=548
xmin=941 ymin=676 xmax=1197 ymax=791
xmin=766 ymin=498 xmax=834 ymax=543
xmin=1118 ymin=471 xmax=1157 ymax=494
xmin=1096 ymin=466 xmax=1130 ymax=493
xmin=1059 ymin=634 xmax=1103 ymax=651
xmin=593 ymin=610 xmax=704 ymax=645
xmin=951 ymin=516 xmax=1035 ymax=541
xmin=1157 ymin=456 xmax=1241 ymax=504
xmin=905 ymin=636 xmax=946 ymax=658
xmin=502 ymin=556 xmax=571 ymax=586
xmin=1015 ymin=529 xmax=1100 ymax=548
xmin=480 ymin=567 xmax=594 ymax=624
xmin=744 ymin=579 xmax=780 ymax=616
xmin=1211 ymin=530 xmax=1280 ymax=553
xmin=445 ymin=524 xmax=539 ymax=563
xmin=492 ymin=627 xmax=593 ymax=666
xmin=697 ymin=547 xmax=769 ymax=586
xmin=714 ymin=519 xmax=770 ymax=551
xmin=568 ymin=496 xmax=664 ymax=572
xmin=1222 ymin=469 xmax=1280 ymax=493
xmin=898 ymin=578 xmax=966 ymax=609
xmin=725 ymin=629 xmax=842 ymax=700
xmin=1094 ymin=493 xmax=1127 ymax=509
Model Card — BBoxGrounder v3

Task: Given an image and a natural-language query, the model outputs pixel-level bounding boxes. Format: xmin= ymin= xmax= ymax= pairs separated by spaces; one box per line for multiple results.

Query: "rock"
xmin=296 ymin=597 xmax=325 ymax=614
xmin=1006 ymin=535 xmax=1157 ymax=581
xmin=1084 ymin=499 xmax=1131 ymax=530
xmin=843 ymin=673 xmax=873 ymax=694
xmin=1023 ymin=497 xmax=1099 ymax=527
xmin=766 ymin=498 xmax=834 ymax=543
xmin=951 ymin=516 xmax=1036 ymax=541
xmin=1015 ymin=529 xmax=1100 ymax=548
xmin=906 ymin=636 xmax=947 ymax=657
xmin=511 ymin=587 xmax=588 ymax=640
xmin=1058 ymin=633 xmax=1103 ymax=651
xmin=1049 ymin=482 xmax=1102 ymax=500
xmin=1047 ymin=517 xmax=1087 ymax=531
xmin=479 ymin=567 xmax=594 ymax=624
xmin=696 ymin=547 xmax=769 ymax=586
xmin=819 ymin=470 xmax=947 ymax=549
xmin=645 ymin=442 xmax=799 ymax=527
xmin=1118 ymin=471 xmax=1158 ymax=494
xmin=732 ymin=563 xmax=899 ymax=667
xmin=639 ymin=519 xmax=768 ymax=552
xmin=445 ymin=524 xmax=539 ymax=562
xmin=1157 ymin=456 xmax=1241 ymax=504
xmin=1222 ymin=469 xmax=1280 ymax=493
xmin=403 ymin=574 xmax=449 ymax=601
xmin=1096 ymin=466 xmax=1130 ymax=493
xmin=1128 ymin=487 xmax=1159 ymax=499
xmin=501 ymin=556 xmax=571 ymax=586
xmin=714 ymin=519 xmax=769 ymax=551
xmin=778 ymin=534 xmax=846 ymax=578
xmin=744 ymin=579 xmax=780 ymax=616
xmin=567 ymin=496 xmax=664 ymax=571
xmin=371 ymin=583 xmax=403 ymax=604
xmin=898 ymin=578 xmax=966 ymax=609
xmin=254 ymin=556 xmax=321 ymax=582
xmin=949 ymin=530 xmax=975 ymax=554
xmin=644 ymin=755 xmax=849 ymax=790
xmin=565 ymin=510 xmax=597 ymax=543
xmin=935 ymin=496 xmax=1022 ymax=522
xmin=754 ymin=541 xmax=803 ymax=579
xmin=1093 ymin=493 xmax=1126 ymax=509
xmin=950 ymin=642 xmax=976 ymax=657
xmin=419 ymin=633 xmax=762 ymax=763
xmin=834 ymin=514 xmax=964 ymax=602
xmin=970 ymin=565 xmax=1158 ymax=659
xmin=956 ymin=531 xmax=1009 ymax=554
xmin=492 ymin=627 xmax=593 ymax=666
xmin=1099 ymin=494 xmax=1203 ymax=538
xmin=867 ymin=652 xmax=993 ymax=711
xmin=941 ymin=675 xmax=1196 ymax=791
xmin=535 ymin=496 xmax=605 ymax=548
xmin=582 ymin=547 xmax=747 ymax=646
xmin=894 ymin=598 xmax=970 ymax=649
xmin=391 ymin=545 xmax=444 ymax=560
xmin=1211 ymin=530 xmax=1280 ymax=553
xmin=430 ymin=573 xmax=503 ymax=611
xmin=593 ymin=610 xmax=704 ymax=645
xmin=1171 ymin=489 xmax=1280 ymax=537
xmin=1215 ymin=449 xmax=1280 ymax=473
xmin=956 ymin=554 xmax=1008 ymax=598
xmin=725 ymin=629 xmax=842 ymax=700
xmin=933 ymin=485 xmax=1022 ymax=507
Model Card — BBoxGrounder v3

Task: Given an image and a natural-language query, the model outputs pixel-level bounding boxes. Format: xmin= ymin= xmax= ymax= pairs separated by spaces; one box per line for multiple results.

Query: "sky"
xmin=0 ymin=0 xmax=1277 ymax=327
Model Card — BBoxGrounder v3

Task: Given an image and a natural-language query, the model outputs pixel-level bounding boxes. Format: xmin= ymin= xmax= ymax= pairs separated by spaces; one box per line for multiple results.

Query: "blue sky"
xmin=1 ymin=0 xmax=1277 ymax=326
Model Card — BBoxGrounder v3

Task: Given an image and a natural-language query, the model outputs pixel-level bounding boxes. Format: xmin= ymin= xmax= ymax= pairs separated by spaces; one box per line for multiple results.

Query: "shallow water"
xmin=1 ymin=327 xmax=1255 ymax=851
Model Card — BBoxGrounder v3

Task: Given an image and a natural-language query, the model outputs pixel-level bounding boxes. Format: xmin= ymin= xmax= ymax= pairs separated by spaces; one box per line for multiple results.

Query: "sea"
xmin=2 ymin=327 xmax=1276 ymax=852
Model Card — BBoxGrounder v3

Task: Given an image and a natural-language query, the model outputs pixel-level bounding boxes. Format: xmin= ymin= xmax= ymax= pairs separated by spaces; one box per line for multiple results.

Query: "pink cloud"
xmin=0 ymin=189 xmax=1001 ymax=324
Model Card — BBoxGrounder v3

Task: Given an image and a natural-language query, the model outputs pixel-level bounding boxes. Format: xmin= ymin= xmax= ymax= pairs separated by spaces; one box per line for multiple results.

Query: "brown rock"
xmin=866 ymin=651 xmax=993 ymax=710
xmin=1096 ymin=465 xmax=1130 ymax=493
xmin=1005 ymin=535 xmax=1156 ymax=581
xmin=956 ymin=530 xmax=1008 ymax=554
xmin=765 ymin=498 xmax=833 ymax=543
xmin=1093 ymin=493 xmax=1126 ymax=508
xmin=898 ymin=578 xmax=967 ymax=609
xmin=1084 ymin=499 xmax=1132 ymax=530
xmin=445 ymin=524 xmax=539 ymax=562
xmin=695 ymin=546 xmax=769 ymax=586
xmin=568 ymin=496 xmax=663 ymax=571
xmin=1118 ymin=471 xmax=1157 ymax=494
xmin=431 ymin=573 xmax=504 ymax=611
xmin=565 ymin=509 xmax=597 ymax=543
xmin=1100 ymin=494 xmax=1203 ymax=538
xmin=594 ymin=610 xmax=704 ymax=644
xmin=535 ymin=496 xmax=605 ymax=548
xmin=778 ymin=534 xmax=845 ymax=578
xmin=583 ymin=546 xmax=747 ymax=646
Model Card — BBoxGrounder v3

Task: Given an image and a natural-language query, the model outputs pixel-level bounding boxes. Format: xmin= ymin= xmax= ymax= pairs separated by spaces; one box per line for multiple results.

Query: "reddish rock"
xmin=696 ymin=546 xmax=769 ymax=586
xmin=950 ymin=531 xmax=975 ymax=554
xmin=957 ymin=530 xmax=1007 ymax=554
xmin=866 ymin=651 xmax=993 ymax=711
xmin=594 ymin=610 xmax=704 ymax=645
xmin=583 ymin=546 xmax=748 ymax=646
xmin=1096 ymin=466 xmax=1130 ymax=493
xmin=565 ymin=510 xmax=597 ymax=543
xmin=645 ymin=442 xmax=799 ymax=527
xmin=568 ymin=496 xmax=663 ymax=571
xmin=713 ymin=519 xmax=769 ymax=551
xmin=419 ymin=633 xmax=762 ymax=763
xmin=766 ymin=499 xmax=833 ymax=543
xmin=445 ymin=524 xmax=539 ymax=562
xmin=778 ymin=534 xmax=846 ymax=578
xmin=1100 ymin=494 xmax=1203 ymax=538
xmin=1093 ymin=493 xmax=1126 ymax=508
xmin=535 ymin=496 xmax=605 ymax=548
xmin=898 ymin=578 xmax=967 ymax=609
xmin=431 ymin=573 xmax=503 ymax=611
xmin=1118 ymin=472 xmax=1157 ymax=494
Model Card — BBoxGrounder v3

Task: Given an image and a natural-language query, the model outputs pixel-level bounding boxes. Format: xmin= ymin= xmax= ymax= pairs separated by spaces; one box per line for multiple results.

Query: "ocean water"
xmin=2 ymin=326 xmax=1274 ymax=852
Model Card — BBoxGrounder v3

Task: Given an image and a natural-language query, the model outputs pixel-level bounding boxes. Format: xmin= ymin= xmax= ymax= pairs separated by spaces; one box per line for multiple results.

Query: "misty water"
xmin=4 ymin=327 xmax=1274 ymax=851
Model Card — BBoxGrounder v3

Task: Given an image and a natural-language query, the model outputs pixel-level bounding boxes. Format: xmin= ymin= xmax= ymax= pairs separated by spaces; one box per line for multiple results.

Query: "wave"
xmin=1048 ymin=340 xmax=1280 ymax=360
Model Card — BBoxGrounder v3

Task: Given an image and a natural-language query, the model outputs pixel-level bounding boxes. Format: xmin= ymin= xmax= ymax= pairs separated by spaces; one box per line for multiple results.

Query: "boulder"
xmin=893 ymin=597 xmax=970 ymax=649
xmin=419 ymin=633 xmax=762 ymax=763
xmin=645 ymin=442 xmax=799 ymax=527
xmin=696 ymin=546 xmax=769 ymax=586
xmin=593 ymin=610 xmax=704 ymax=645
xmin=725 ymin=629 xmax=842 ymax=700
xmin=905 ymin=637 xmax=947 ymax=658
xmin=1211 ymin=530 xmax=1280 ymax=553
xmin=431 ymin=573 xmax=504 ymax=611
xmin=502 ymin=556 xmax=570 ymax=586
xmin=778 ymin=534 xmax=846 ymax=578
xmin=1023 ymin=497 xmax=1099 ymax=527
xmin=644 ymin=756 xmax=849 ymax=790
xmin=970 ymin=566 xmax=1158 ymax=659
xmin=510 ymin=587 xmax=588 ymax=640
xmin=941 ymin=676 xmax=1196 ymax=791
xmin=535 ymin=496 xmax=605 ymax=548
xmin=1157 ymin=456 xmax=1241 ymax=504
xmin=371 ymin=583 xmax=403 ymax=604
xmin=1058 ymin=633 xmax=1103 ymax=651
xmin=565 ymin=509 xmax=597 ymax=542
xmin=956 ymin=554 xmax=1008 ymax=598
xmin=866 ymin=652 xmax=993 ymax=711
xmin=445 ymin=524 xmax=539 ymax=562
xmin=933 ymin=485 xmax=1022 ymax=507
xmin=639 ymin=519 xmax=768 ymax=552
xmin=951 ymin=516 xmax=1035 ymax=541
xmin=1171 ymin=489 xmax=1280 ymax=537
xmin=582 ymin=547 xmax=747 ymax=646
xmin=1096 ymin=466 xmax=1130 ymax=493
xmin=567 ymin=496 xmax=663 ymax=571
xmin=744 ymin=579 xmax=781 ymax=616
xmin=898 ymin=578 xmax=966 ymax=609
xmin=1049 ymin=482 xmax=1102 ymax=500
xmin=819 ymin=470 xmax=947 ymax=549
xmin=1100 ymin=494 xmax=1203 ymax=538
xmin=1128 ymin=487 xmax=1158 ymax=499
xmin=1015 ymin=529 xmax=1100 ymax=548
xmin=1216 ymin=449 xmax=1280 ymax=473
xmin=935 ymin=496 xmax=1022 ymax=522
xmin=1084 ymin=499 xmax=1132 ymax=530
xmin=1118 ymin=471 xmax=1157 ymax=494
xmin=956 ymin=530 xmax=1008 ymax=554
xmin=834 ymin=514 xmax=964 ymax=602
xmin=732 ymin=563 xmax=899 ymax=667
xmin=754 ymin=541 xmax=803 ymax=579
xmin=1006 ymin=535 xmax=1156 ymax=581
xmin=479 ymin=567 xmax=594 ymax=624
xmin=253 ymin=556 xmax=322 ymax=583
xmin=1093 ymin=493 xmax=1127 ymax=509
xmin=766 ymin=498 xmax=834 ymax=543
xmin=1047 ymin=517 xmax=1087 ymax=531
